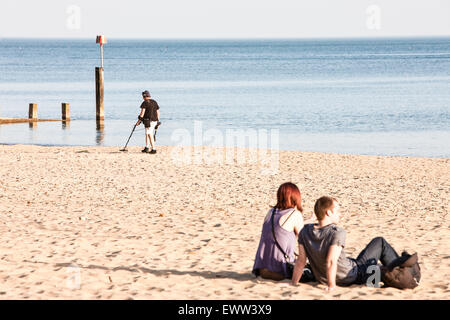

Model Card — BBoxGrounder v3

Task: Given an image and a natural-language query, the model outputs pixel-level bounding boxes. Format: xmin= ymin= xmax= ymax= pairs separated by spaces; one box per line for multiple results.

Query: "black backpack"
xmin=381 ymin=252 xmax=421 ymax=289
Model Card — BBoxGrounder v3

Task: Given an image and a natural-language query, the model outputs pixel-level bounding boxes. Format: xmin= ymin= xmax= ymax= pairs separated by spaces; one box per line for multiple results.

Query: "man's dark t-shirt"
xmin=140 ymin=99 xmax=160 ymax=125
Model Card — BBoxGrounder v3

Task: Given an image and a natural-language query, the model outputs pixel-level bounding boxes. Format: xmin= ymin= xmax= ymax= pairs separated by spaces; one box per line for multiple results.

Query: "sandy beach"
xmin=0 ymin=144 xmax=448 ymax=300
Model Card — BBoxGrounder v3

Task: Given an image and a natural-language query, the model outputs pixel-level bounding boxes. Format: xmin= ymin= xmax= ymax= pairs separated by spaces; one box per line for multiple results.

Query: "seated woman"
xmin=252 ymin=182 xmax=306 ymax=281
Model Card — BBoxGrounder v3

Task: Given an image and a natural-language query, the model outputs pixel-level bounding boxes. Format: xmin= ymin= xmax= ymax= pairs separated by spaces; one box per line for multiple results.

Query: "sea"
xmin=0 ymin=37 xmax=449 ymax=157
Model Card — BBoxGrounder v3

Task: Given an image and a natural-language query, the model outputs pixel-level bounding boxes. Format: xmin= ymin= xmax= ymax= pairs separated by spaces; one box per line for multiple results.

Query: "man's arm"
xmin=291 ymin=244 xmax=307 ymax=285
xmin=156 ymin=109 xmax=160 ymax=122
xmin=326 ymin=244 xmax=342 ymax=291
xmin=136 ymin=108 xmax=145 ymax=126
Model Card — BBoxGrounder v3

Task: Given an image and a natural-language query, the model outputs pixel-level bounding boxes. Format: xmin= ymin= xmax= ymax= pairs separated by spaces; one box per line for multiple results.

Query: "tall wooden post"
xmin=95 ymin=36 xmax=107 ymax=122
xmin=62 ymin=103 xmax=70 ymax=121
xmin=29 ymin=103 xmax=37 ymax=120
xmin=95 ymin=67 xmax=104 ymax=121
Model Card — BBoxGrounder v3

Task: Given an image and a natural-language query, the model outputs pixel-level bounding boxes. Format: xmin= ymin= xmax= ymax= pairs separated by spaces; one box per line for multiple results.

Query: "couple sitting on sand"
xmin=252 ymin=182 xmax=421 ymax=290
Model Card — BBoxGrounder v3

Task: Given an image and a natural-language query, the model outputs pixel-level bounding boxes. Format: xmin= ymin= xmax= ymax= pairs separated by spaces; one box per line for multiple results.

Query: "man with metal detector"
xmin=136 ymin=90 xmax=161 ymax=154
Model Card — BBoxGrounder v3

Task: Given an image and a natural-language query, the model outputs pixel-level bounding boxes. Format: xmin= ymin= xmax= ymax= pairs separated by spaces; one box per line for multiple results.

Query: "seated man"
xmin=291 ymin=196 xmax=406 ymax=291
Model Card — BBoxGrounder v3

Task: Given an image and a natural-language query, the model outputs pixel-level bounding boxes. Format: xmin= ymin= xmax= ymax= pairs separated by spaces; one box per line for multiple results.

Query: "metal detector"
xmin=120 ymin=124 xmax=137 ymax=152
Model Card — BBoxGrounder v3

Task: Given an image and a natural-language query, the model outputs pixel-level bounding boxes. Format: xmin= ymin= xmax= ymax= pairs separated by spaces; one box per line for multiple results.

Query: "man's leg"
xmin=355 ymin=237 xmax=399 ymax=267
xmin=149 ymin=132 xmax=155 ymax=150
xmin=353 ymin=237 xmax=399 ymax=285
xmin=146 ymin=133 xmax=151 ymax=149
xmin=142 ymin=127 xmax=150 ymax=152
xmin=149 ymin=121 xmax=157 ymax=151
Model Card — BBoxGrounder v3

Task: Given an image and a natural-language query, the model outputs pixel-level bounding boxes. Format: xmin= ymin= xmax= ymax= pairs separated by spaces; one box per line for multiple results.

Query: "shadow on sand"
xmin=54 ymin=262 xmax=255 ymax=282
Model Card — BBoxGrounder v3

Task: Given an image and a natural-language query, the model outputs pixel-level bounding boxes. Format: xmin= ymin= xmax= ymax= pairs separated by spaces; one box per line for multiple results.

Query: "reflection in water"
xmin=28 ymin=121 xmax=37 ymax=143
xmin=62 ymin=121 xmax=70 ymax=130
xmin=62 ymin=120 xmax=70 ymax=145
xmin=96 ymin=120 xmax=104 ymax=145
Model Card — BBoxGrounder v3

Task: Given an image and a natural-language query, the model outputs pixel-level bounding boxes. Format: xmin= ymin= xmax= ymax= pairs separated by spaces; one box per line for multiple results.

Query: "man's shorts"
xmin=145 ymin=121 xmax=158 ymax=136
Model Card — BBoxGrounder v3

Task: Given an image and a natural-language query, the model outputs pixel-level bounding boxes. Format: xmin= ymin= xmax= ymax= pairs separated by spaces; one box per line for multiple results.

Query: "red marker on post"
xmin=96 ymin=35 xmax=107 ymax=68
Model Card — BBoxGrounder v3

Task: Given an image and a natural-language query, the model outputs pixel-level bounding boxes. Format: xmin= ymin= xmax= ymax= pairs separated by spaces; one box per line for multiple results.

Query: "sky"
xmin=1 ymin=0 xmax=450 ymax=39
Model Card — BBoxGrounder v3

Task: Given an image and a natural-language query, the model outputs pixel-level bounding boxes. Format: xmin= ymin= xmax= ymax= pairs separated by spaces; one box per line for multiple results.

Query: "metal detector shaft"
xmin=154 ymin=121 xmax=161 ymax=142
xmin=121 ymin=124 xmax=137 ymax=151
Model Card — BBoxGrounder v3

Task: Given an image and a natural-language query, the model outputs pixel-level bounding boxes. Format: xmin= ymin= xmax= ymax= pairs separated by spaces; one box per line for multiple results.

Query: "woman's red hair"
xmin=274 ymin=182 xmax=303 ymax=212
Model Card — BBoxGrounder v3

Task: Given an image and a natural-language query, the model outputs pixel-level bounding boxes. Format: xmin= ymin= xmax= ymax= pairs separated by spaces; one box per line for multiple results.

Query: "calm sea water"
xmin=0 ymin=38 xmax=449 ymax=157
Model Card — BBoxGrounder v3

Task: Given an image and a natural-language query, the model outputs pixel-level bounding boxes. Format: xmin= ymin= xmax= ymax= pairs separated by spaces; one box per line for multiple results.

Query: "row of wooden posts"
xmin=28 ymin=103 xmax=72 ymax=121
xmin=26 ymin=67 xmax=105 ymax=122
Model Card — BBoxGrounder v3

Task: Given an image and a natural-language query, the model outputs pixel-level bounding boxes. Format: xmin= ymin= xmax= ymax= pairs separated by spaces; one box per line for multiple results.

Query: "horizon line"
xmin=1 ymin=35 xmax=450 ymax=41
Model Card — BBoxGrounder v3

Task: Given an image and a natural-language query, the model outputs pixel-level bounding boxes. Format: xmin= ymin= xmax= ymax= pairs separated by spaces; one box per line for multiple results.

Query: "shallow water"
xmin=0 ymin=38 xmax=449 ymax=157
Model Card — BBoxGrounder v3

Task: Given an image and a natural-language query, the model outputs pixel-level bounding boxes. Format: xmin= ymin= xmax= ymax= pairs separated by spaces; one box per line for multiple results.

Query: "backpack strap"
xmin=271 ymin=208 xmax=296 ymax=263
xmin=280 ymin=208 xmax=296 ymax=228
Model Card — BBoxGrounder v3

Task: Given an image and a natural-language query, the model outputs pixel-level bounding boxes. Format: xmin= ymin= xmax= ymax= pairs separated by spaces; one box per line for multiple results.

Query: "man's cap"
xmin=142 ymin=90 xmax=150 ymax=97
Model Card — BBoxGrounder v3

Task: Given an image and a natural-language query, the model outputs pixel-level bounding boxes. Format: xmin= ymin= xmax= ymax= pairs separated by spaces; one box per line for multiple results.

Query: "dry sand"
xmin=0 ymin=144 xmax=448 ymax=299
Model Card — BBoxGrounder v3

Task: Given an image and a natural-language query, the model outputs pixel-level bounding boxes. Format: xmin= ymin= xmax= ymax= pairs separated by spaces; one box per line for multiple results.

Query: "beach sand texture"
xmin=0 ymin=144 xmax=448 ymax=299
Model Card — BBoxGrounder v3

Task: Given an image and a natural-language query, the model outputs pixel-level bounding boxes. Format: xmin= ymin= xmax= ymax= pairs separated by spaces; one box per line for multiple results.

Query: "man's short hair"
xmin=314 ymin=196 xmax=337 ymax=221
xmin=142 ymin=90 xmax=150 ymax=98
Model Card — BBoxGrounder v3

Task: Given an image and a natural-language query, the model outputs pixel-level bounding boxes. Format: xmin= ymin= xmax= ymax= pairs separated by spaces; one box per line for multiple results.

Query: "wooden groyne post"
xmin=95 ymin=67 xmax=104 ymax=121
xmin=62 ymin=103 xmax=70 ymax=121
xmin=29 ymin=103 xmax=37 ymax=129
xmin=0 ymin=103 xmax=61 ymax=125
xmin=29 ymin=103 xmax=37 ymax=120
xmin=95 ymin=35 xmax=107 ymax=122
